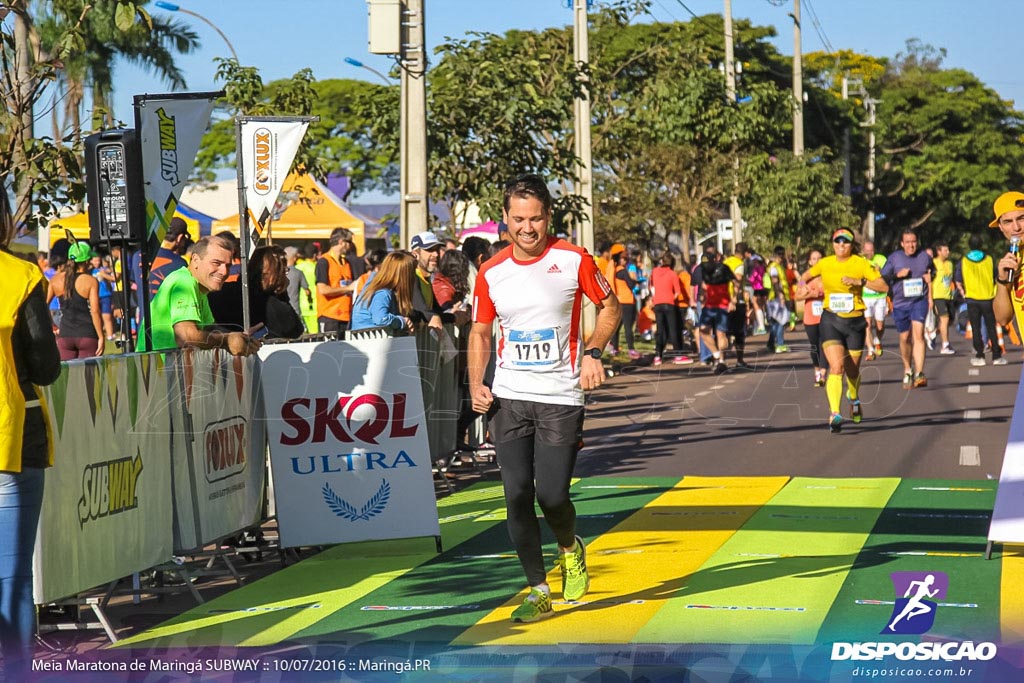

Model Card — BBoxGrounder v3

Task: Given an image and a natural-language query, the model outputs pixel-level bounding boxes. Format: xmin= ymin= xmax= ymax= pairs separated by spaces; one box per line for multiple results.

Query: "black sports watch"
xmin=583 ymin=348 xmax=603 ymax=359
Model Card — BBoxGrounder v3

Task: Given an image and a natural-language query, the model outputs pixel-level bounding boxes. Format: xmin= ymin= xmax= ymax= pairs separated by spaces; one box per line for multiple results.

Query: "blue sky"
xmin=105 ymin=0 xmax=1022 ymax=197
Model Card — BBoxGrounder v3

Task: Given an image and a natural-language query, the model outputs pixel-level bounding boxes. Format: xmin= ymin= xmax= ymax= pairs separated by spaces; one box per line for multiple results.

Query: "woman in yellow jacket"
xmin=0 ymin=242 xmax=61 ymax=678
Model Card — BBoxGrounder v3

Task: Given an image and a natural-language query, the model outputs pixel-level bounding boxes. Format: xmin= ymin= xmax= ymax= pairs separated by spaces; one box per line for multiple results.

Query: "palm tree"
xmin=38 ymin=0 xmax=199 ymax=141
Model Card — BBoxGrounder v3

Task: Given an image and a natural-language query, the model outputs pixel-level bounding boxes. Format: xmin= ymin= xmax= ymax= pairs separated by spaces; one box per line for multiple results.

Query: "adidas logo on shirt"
xmin=547 ymin=264 xmax=562 ymax=274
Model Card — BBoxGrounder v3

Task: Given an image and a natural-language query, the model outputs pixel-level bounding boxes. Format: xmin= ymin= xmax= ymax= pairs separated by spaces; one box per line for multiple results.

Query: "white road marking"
xmin=964 ymin=410 xmax=981 ymax=421
xmin=959 ymin=445 xmax=981 ymax=467
xmin=967 ymin=384 xmax=981 ymax=394
xmin=694 ymin=391 xmax=711 ymax=397
xmin=969 ymin=369 xmax=980 ymax=377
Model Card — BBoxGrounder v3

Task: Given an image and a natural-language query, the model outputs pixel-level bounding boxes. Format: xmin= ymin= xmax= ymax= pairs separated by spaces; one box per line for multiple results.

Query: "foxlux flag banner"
xmin=240 ymin=119 xmax=309 ymax=258
xmin=135 ymin=93 xmax=218 ymax=253
xmin=257 ymin=338 xmax=440 ymax=548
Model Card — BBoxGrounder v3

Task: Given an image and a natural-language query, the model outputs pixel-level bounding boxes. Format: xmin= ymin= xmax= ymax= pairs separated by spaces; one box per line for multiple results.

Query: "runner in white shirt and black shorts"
xmin=468 ymin=174 xmax=621 ymax=623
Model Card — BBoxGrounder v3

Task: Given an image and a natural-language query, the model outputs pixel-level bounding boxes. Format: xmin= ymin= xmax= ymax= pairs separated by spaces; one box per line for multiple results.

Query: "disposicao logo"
xmin=883 ymin=571 xmax=948 ymax=635
xmin=831 ymin=570 xmax=997 ymax=663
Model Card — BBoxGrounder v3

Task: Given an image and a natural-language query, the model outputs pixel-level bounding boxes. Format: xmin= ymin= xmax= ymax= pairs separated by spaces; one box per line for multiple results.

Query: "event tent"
xmin=211 ymin=173 xmax=368 ymax=253
xmin=47 ymin=209 xmax=200 ymax=248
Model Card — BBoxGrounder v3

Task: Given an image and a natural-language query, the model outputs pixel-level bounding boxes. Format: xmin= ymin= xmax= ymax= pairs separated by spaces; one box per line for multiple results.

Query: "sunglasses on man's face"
xmin=833 ymin=237 xmax=852 ymax=244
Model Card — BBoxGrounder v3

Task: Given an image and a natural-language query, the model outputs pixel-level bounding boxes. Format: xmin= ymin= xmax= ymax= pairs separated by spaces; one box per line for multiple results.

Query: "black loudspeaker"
xmin=85 ymin=129 xmax=146 ymax=243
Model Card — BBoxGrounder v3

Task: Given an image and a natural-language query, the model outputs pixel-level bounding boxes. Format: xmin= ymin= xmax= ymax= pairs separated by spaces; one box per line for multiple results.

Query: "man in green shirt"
xmin=144 ymin=235 xmax=260 ymax=356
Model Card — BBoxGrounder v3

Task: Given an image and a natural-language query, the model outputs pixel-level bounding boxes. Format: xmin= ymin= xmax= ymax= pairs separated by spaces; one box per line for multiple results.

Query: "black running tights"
xmin=497 ymin=436 xmax=579 ymax=586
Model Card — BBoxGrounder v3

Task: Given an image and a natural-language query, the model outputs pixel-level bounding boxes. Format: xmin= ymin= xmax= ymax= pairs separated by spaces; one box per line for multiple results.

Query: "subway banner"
xmin=168 ymin=349 xmax=266 ymax=553
xmin=238 ymin=117 xmax=310 ymax=258
xmin=34 ymin=354 xmax=174 ymax=604
xmin=134 ymin=92 xmax=219 ymax=254
xmin=258 ymin=338 xmax=440 ymax=548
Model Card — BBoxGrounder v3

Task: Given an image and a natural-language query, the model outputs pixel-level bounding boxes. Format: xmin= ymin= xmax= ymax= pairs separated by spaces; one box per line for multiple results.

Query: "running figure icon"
xmin=886 ymin=574 xmax=939 ymax=633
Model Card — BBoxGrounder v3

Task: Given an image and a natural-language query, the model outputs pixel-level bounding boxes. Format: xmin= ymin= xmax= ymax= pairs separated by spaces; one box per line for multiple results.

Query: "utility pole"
xmin=841 ymin=75 xmax=851 ymax=196
xmin=723 ymin=0 xmax=742 ymax=242
xmin=791 ymin=0 xmax=804 ymax=156
xmin=399 ymin=0 xmax=428 ymax=248
xmin=573 ymin=0 xmax=596 ymax=335
xmin=862 ymin=96 xmax=878 ymax=241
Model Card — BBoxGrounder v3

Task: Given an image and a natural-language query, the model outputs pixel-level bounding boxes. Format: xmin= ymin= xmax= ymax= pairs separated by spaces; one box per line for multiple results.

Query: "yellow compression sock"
xmin=847 ymin=374 xmax=861 ymax=401
xmin=826 ymin=373 xmax=843 ymax=414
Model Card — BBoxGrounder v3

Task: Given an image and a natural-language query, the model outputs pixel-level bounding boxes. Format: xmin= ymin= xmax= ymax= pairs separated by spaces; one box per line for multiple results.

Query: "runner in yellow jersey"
xmin=798 ymin=228 xmax=888 ymax=433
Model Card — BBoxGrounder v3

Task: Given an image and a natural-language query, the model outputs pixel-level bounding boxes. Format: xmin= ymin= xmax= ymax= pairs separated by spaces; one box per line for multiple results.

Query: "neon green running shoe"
xmin=847 ymin=395 xmax=862 ymax=423
xmin=559 ymin=534 xmax=590 ymax=601
xmin=510 ymin=587 xmax=553 ymax=623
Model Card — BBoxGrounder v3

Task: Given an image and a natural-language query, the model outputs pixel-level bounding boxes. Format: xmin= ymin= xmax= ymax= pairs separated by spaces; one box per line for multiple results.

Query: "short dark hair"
xmin=330 ymin=227 xmax=353 ymax=246
xmin=364 ymin=248 xmax=387 ymax=269
xmin=659 ymin=253 xmax=675 ymax=269
xmin=968 ymin=234 xmax=984 ymax=251
xmin=503 ymin=173 xmax=552 ymax=213
xmin=902 ymin=229 xmax=918 ymax=241
xmin=302 ymin=242 xmax=319 ymax=259
xmin=774 ymin=245 xmax=786 ymax=259
xmin=597 ymin=240 xmax=613 ymax=255
xmin=461 ymin=236 xmax=491 ymax=265
xmin=735 ymin=241 xmax=749 ymax=255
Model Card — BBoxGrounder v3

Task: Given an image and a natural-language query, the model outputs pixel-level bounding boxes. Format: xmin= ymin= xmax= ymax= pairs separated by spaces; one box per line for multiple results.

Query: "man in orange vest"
xmin=315 ymin=227 xmax=357 ymax=334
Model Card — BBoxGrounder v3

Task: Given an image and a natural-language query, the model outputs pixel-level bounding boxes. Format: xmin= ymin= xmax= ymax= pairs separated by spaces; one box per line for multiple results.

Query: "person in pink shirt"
xmin=649 ymin=253 xmax=693 ymax=366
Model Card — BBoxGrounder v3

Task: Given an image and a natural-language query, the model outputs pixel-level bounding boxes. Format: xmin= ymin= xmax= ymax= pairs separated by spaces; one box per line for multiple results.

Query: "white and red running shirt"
xmin=473 ymin=238 xmax=612 ymax=406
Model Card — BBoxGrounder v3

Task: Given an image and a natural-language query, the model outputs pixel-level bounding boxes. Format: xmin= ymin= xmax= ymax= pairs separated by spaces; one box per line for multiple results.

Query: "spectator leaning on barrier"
xmin=0 ymin=243 xmax=61 ymax=679
xmin=410 ymin=231 xmax=445 ymax=330
xmin=992 ymin=191 xmax=1024 ymax=341
xmin=315 ymin=227 xmax=357 ymax=334
xmin=468 ymin=173 xmax=620 ymax=623
xmin=248 ymin=245 xmax=305 ymax=340
xmin=350 ymin=251 xmax=417 ymax=334
xmin=142 ymin=235 xmax=261 ymax=356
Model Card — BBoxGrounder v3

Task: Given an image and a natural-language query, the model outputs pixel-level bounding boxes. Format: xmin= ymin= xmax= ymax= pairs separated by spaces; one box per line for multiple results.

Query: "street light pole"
xmin=154 ymin=1 xmax=238 ymax=62
xmin=343 ymin=57 xmax=394 ymax=85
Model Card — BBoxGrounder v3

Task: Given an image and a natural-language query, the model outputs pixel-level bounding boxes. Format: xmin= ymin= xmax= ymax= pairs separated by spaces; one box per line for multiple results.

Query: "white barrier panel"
xmin=988 ymin=369 xmax=1024 ymax=545
xmin=170 ymin=349 xmax=266 ymax=552
xmin=34 ymin=354 xmax=174 ymax=604
xmin=258 ymin=338 xmax=441 ymax=548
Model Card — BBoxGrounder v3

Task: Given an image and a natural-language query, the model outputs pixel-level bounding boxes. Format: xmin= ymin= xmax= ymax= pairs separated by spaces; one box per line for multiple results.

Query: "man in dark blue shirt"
xmin=147 ymin=217 xmax=192 ymax=298
xmin=881 ymin=229 xmax=934 ymax=388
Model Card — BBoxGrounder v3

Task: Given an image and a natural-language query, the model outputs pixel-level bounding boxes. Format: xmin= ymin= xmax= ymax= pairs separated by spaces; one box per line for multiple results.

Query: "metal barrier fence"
xmin=31 ymin=328 xmax=465 ymax=610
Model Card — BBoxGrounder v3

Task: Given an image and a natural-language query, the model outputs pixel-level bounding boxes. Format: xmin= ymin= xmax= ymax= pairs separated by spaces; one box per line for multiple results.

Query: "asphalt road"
xmin=578 ymin=329 xmax=1019 ymax=481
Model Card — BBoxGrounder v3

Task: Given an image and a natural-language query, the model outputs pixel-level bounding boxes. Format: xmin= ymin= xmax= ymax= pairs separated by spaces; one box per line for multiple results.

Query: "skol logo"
xmin=77 ymin=453 xmax=144 ymax=528
xmin=882 ymin=571 xmax=949 ymax=635
xmin=279 ymin=393 xmax=419 ymax=446
xmin=253 ymin=127 xmax=273 ymax=195
xmin=156 ymin=108 xmax=180 ymax=185
xmin=204 ymin=417 xmax=247 ymax=483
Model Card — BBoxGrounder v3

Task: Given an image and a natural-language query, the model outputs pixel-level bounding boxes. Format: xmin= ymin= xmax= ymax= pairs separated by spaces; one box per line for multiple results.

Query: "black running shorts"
xmin=819 ymin=309 xmax=867 ymax=352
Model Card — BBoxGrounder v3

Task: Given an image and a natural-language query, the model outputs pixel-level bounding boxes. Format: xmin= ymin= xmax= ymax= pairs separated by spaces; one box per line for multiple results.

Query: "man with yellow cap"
xmin=991 ymin=191 xmax=1024 ymax=336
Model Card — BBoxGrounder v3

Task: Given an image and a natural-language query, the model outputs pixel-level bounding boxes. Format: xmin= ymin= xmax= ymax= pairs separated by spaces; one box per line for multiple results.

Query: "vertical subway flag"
xmin=135 ymin=93 xmax=220 ymax=256
xmin=239 ymin=119 xmax=310 ymax=258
